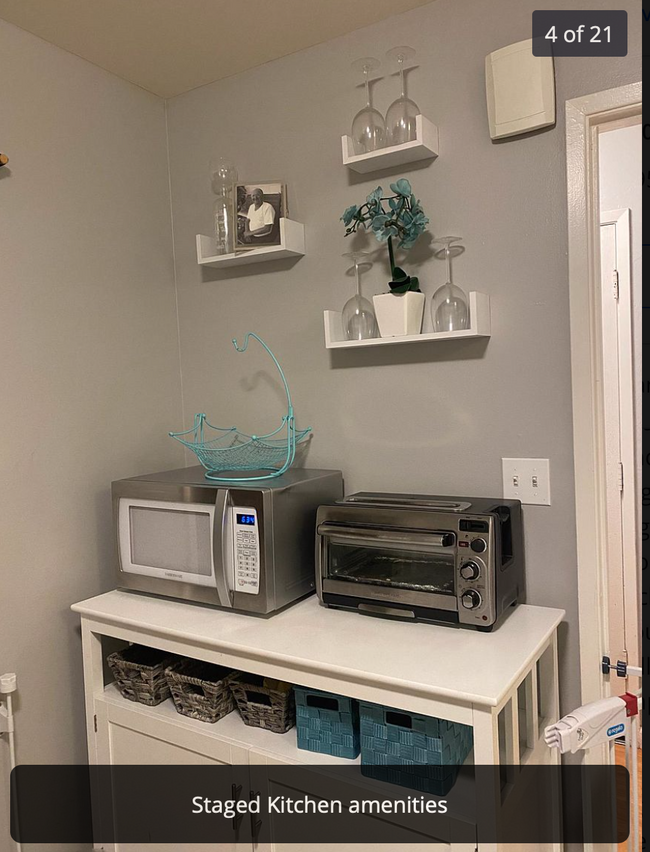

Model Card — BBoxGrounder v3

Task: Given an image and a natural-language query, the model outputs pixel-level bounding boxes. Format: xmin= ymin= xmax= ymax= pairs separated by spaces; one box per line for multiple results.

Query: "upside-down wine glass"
xmin=430 ymin=237 xmax=470 ymax=332
xmin=350 ymin=57 xmax=386 ymax=155
xmin=341 ymin=251 xmax=379 ymax=340
xmin=385 ymin=46 xmax=420 ymax=147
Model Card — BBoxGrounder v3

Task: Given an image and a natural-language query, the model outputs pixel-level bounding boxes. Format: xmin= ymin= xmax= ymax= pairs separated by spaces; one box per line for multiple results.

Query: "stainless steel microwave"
xmin=113 ymin=466 xmax=343 ymax=614
xmin=316 ymin=493 xmax=524 ymax=630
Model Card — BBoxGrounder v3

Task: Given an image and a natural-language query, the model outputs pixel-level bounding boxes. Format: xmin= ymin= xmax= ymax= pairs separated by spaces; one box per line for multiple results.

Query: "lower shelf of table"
xmin=102 ymin=682 xmax=359 ymax=766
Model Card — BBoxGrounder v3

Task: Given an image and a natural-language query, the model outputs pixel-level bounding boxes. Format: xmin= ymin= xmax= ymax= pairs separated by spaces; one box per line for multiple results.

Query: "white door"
xmin=94 ymin=699 xmax=251 ymax=852
xmin=600 ymin=209 xmax=639 ymax=697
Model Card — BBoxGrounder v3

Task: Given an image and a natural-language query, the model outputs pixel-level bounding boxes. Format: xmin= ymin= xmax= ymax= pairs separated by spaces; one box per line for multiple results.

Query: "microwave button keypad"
xmin=233 ymin=508 xmax=260 ymax=595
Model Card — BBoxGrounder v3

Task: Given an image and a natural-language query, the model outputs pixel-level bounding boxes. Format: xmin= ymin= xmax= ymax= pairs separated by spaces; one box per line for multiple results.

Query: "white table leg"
xmin=472 ymin=705 xmax=500 ymax=852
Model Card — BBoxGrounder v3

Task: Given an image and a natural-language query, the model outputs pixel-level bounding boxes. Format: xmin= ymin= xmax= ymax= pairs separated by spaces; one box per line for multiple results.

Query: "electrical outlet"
xmin=502 ymin=459 xmax=551 ymax=505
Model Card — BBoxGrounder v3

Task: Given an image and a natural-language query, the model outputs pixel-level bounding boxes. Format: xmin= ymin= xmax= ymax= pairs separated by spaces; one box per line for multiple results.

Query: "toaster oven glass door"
xmin=320 ymin=527 xmax=456 ymax=600
xmin=118 ymin=498 xmax=218 ymax=588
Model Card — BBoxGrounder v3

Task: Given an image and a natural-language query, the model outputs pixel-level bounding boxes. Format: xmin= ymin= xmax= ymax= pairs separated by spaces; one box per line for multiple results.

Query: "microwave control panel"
xmin=232 ymin=507 xmax=260 ymax=595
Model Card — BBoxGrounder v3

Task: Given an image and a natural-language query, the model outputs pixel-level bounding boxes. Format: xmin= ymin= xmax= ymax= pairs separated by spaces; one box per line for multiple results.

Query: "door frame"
xmin=566 ymin=83 xmax=642 ymax=712
xmin=599 ymin=207 xmax=638 ymax=693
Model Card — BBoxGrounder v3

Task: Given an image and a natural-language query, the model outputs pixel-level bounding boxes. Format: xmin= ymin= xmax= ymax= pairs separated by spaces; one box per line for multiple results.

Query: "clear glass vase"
xmin=210 ymin=158 xmax=238 ymax=255
xmin=341 ymin=252 xmax=378 ymax=340
xmin=430 ymin=237 xmax=470 ymax=332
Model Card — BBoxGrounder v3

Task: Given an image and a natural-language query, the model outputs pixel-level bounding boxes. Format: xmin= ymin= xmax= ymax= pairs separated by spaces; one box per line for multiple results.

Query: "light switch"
xmin=502 ymin=459 xmax=551 ymax=505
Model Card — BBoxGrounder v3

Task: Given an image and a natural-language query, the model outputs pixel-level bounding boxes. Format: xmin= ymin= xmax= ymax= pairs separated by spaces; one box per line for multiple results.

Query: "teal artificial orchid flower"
xmin=341 ymin=205 xmax=359 ymax=227
xmin=341 ymin=178 xmax=429 ymax=294
xmin=366 ymin=186 xmax=383 ymax=207
xmin=390 ymin=178 xmax=412 ymax=197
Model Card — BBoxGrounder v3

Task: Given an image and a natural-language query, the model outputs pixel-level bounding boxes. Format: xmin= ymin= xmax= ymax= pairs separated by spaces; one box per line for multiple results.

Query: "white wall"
xmin=0 ymin=21 xmax=183 ymax=850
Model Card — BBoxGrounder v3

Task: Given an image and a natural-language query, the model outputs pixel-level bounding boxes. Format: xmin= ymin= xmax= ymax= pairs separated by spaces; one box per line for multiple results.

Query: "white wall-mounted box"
xmin=485 ymin=39 xmax=555 ymax=140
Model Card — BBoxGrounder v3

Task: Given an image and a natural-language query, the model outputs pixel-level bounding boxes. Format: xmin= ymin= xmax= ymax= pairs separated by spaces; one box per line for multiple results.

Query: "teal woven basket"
xmin=295 ymin=687 xmax=360 ymax=760
xmin=359 ymin=702 xmax=473 ymax=795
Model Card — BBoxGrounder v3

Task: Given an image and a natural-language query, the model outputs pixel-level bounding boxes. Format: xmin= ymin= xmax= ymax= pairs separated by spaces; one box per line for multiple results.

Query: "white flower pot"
xmin=373 ymin=291 xmax=426 ymax=338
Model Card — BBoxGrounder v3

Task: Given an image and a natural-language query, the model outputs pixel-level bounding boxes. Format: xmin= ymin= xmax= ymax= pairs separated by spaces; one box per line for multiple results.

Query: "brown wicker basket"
xmin=107 ymin=645 xmax=176 ymax=706
xmin=165 ymin=659 xmax=236 ymax=724
xmin=229 ymin=673 xmax=295 ymax=733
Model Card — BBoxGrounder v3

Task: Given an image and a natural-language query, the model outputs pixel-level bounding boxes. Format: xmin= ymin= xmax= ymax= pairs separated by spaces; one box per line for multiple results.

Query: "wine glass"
xmin=430 ymin=237 xmax=470 ymax=332
xmin=350 ymin=58 xmax=385 ymax=155
xmin=341 ymin=251 xmax=379 ymax=340
xmin=385 ymin=46 xmax=420 ymax=147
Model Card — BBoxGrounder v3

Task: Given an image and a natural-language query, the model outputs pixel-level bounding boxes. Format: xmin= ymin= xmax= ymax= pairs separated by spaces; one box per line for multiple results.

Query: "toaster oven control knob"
xmin=461 ymin=590 xmax=483 ymax=610
xmin=460 ymin=561 xmax=481 ymax=581
xmin=471 ymin=538 xmax=487 ymax=554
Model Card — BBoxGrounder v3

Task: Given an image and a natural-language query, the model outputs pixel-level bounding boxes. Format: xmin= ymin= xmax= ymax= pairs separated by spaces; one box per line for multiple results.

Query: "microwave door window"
xmin=327 ymin=540 xmax=455 ymax=595
xmin=129 ymin=506 xmax=213 ymax=577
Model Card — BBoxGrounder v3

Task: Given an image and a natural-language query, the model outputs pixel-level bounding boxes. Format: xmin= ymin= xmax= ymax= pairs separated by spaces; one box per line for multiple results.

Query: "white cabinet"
xmin=74 ymin=592 xmax=564 ymax=852
xmin=93 ymin=692 xmax=250 ymax=851
xmin=249 ymin=752 xmax=474 ymax=851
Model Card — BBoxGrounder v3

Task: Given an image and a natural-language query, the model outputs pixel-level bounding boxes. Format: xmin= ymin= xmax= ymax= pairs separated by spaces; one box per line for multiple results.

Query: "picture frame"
xmin=235 ymin=183 xmax=288 ymax=251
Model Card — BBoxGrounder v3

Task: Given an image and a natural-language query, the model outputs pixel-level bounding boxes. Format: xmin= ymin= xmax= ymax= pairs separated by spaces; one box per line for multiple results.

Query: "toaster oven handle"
xmin=316 ymin=524 xmax=455 ymax=549
xmin=213 ymin=488 xmax=234 ymax=608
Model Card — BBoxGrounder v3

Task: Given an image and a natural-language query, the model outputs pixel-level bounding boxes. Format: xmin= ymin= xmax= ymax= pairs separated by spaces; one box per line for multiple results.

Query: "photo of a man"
xmin=236 ymin=183 xmax=286 ymax=250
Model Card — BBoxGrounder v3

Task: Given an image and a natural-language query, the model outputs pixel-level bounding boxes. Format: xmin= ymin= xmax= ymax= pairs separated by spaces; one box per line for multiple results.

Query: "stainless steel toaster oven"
xmin=113 ymin=466 xmax=343 ymax=614
xmin=316 ymin=493 xmax=524 ymax=630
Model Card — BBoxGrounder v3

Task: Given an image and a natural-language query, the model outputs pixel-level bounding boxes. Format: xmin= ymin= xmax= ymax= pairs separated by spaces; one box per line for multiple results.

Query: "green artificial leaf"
xmin=391 ymin=266 xmax=408 ymax=282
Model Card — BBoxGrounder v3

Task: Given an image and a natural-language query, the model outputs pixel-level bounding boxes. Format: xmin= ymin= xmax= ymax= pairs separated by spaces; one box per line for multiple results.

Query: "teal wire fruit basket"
xmin=169 ymin=333 xmax=311 ymax=482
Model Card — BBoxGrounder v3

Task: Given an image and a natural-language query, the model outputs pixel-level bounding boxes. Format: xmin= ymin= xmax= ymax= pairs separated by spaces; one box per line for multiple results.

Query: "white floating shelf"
xmin=342 ymin=115 xmax=439 ymax=174
xmin=196 ymin=218 xmax=305 ymax=268
xmin=324 ymin=291 xmax=490 ymax=349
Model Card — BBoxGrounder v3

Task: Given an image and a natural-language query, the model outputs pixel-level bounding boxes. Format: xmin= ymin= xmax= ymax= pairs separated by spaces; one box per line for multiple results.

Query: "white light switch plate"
xmin=502 ymin=458 xmax=551 ymax=505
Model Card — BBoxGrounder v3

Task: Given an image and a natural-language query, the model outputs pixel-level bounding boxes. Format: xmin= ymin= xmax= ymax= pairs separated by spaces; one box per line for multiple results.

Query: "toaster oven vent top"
xmin=343 ymin=493 xmax=472 ymax=512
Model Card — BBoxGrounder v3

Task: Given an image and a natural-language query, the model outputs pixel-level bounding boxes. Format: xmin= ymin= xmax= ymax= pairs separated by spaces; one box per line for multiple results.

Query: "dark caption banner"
xmin=532 ymin=10 xmax=628 ymax=56
xmin=12 ymin=764 xmax=629 ymax=844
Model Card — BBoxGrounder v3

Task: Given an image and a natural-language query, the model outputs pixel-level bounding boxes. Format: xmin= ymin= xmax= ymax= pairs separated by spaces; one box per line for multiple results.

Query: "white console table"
xmin=73 ymin=592 xmax=564 ymax=852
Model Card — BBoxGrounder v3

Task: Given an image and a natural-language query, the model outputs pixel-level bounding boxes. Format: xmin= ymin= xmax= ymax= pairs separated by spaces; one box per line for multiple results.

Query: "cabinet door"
xmin=249 ymin=752 xmax=474 ymax=852
xmin=93 ymin=699 xmax=251 ymax=852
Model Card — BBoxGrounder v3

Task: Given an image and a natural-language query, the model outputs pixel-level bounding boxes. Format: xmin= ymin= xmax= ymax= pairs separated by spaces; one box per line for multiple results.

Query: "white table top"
xmin=72 ymin=592 xmax=563 ymax=709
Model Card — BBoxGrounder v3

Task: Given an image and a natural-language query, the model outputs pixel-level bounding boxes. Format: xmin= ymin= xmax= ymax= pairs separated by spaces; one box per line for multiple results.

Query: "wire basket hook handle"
xmin=232 ymin=333 xmax=294 ymax=417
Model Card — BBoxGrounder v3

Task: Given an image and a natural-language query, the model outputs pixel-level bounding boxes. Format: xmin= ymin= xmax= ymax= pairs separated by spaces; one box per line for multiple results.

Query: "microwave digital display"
xmin=237 ymin=514 xmax=256 ymax=526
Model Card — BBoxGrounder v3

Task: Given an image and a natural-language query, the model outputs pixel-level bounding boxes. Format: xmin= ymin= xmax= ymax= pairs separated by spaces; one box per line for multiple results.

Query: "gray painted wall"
xmin=166 ymin=0 xmax=642 ymax=715
xmin=0 ymin=20 xmax=183 ymax=851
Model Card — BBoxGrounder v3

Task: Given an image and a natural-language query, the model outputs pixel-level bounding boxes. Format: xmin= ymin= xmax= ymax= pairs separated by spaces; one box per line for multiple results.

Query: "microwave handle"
xmin=316 ymin=524 xmax=455 ymax=549
xmin=213 ymin=489 xmax=234 ymax=608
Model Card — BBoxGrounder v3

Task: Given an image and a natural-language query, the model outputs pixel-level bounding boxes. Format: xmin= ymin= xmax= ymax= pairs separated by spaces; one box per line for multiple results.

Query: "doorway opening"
xmin=567 ymin=79 xmax=642 ymax=852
